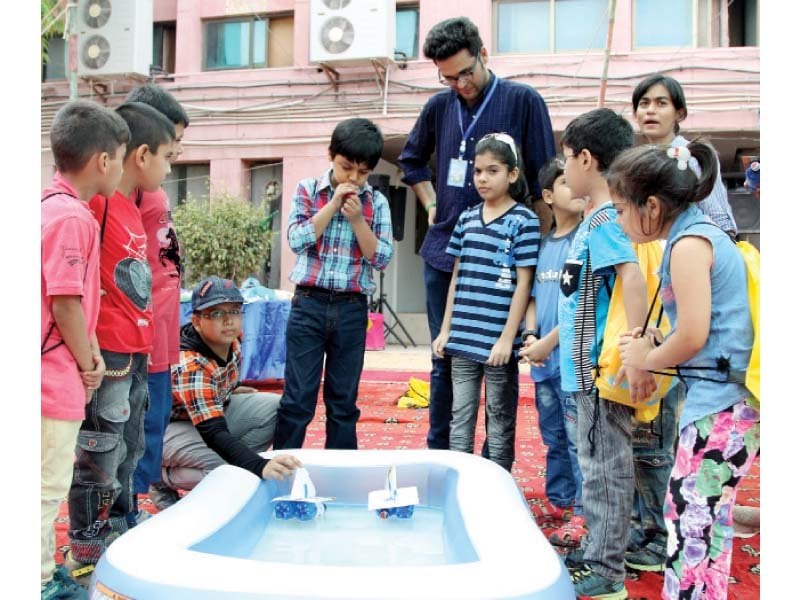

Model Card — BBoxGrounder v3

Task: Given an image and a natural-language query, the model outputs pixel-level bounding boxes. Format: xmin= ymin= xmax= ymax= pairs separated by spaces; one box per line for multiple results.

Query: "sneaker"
xmin=149 ymin=482 xmax=180 ymax=511
xmin=62 ymin=551 xmax=95 ymax=590
xmin=530 ymin=500 xmax=574 ymax=523
xmin=549 ymin=515 xmax=587 ymax=547
xmin=624 ymin=545 xmax=665 ymax=572
xmin=564 ymin=546 xmax=585 ymax=569
xmin=570 ymin=566 xmax=627 ymax=600
xmin=41 ymin=565 xmax=88 ymax=599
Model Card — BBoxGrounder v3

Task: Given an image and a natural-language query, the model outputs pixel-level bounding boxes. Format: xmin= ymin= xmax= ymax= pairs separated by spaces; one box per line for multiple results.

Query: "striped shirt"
xmin=445 ymin=203 xmax=540 ymax=362
xmin=287 ymin=169 xmax=393 ymax=295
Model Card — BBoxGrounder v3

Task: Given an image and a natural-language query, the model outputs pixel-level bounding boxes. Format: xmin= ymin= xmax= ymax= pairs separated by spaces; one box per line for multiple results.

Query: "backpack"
xmin=593 ymin=240 xmax=675 ymax=422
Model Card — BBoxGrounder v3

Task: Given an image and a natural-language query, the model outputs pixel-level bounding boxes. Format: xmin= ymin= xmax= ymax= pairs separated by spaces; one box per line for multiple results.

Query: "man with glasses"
xmin=151 ymin=276 xmax=301 ymax=509
xmin=398 ymin=16 xmax=556 ymax=451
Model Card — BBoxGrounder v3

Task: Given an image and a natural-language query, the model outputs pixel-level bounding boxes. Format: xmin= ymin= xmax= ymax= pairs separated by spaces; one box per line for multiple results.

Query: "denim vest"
xmin=660 ymin=205 xmax=753 ymax=430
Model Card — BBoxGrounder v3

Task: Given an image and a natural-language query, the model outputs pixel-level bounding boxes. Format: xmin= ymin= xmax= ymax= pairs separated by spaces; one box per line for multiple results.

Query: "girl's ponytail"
xmin=686 ymin=139 xmax=718 ymax=203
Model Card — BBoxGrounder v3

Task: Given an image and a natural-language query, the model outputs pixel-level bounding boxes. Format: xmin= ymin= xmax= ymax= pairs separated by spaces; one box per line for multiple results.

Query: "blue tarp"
xmin=180 ymin=297 xmax=290 ymax=380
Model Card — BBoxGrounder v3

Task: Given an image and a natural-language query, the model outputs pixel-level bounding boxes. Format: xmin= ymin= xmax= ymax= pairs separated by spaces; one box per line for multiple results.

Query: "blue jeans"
xmin=629 ymin=381 xmax=685 ymax=554
xmin=68 ymin=351 xmax=149 ymax=563
xmin=132 ymin=370 xmax=172 ymax=495
xmin=576 ymin=390 xmax=634 ymax=583
xmin=273 ymin=288 xmax=368 ymax=450
xmin=450 ymin=356 xmax=519 ymax=471
xmin=423 ymin=263 xmax=453 ymax=449
xmin=534 ymin=375 xmax=582 ymax=512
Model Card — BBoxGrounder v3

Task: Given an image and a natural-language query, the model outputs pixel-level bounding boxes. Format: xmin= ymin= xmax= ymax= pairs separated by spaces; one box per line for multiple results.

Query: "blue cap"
xmin=191 ymin=276 xmax=244 ymax=312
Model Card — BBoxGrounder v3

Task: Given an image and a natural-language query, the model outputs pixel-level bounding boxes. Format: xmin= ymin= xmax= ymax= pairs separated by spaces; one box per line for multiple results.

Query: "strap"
xmin=135 ymin=188 xmax=143 ymax=208
xmin=41 ymin=322 xmax=64 ymax=355
xmin=100 ymin=196 xmax=109 ymax=245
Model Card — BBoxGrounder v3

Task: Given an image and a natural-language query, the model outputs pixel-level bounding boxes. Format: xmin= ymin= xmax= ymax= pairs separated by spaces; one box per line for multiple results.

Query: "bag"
xmin=594 ymin=241 xmax=675 ymax=422
xmin=737 ymin=240 xmax=760 ymax=405
xmin=365 ymin=312 xmax=385 ymax=350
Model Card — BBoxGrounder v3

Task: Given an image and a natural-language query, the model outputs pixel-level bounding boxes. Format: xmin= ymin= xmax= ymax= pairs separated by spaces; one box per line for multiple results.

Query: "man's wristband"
xmin=522 ymin=329 xmax=538 ymax=341
xmin=425 ymin=202 xmax=437 ymax=212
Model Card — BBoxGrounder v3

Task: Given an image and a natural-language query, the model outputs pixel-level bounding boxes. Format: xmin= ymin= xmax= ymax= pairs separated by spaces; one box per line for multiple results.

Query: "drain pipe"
xmin=598 ymin=0 xmax=618 ymax=107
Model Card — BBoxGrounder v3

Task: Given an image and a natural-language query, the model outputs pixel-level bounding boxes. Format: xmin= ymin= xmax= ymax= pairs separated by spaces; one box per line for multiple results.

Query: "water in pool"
xmin=249 ymin=503 xmax=447 ymax=566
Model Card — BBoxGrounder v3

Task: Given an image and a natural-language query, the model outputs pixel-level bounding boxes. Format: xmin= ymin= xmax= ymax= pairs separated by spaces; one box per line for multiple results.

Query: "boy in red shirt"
xmin=41 ymin=100 xmax=129 ymax=600
xmin=123 ymin=84 xmax=190 ymax=517
xmin=64 ymin=102 xmax=175 ymax=584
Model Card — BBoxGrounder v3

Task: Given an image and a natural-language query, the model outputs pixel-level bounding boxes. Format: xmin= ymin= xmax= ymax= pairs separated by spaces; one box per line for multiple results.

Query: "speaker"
xmin=727 ymin=190 xmax=759 ymax=233
xmin=367 ymin=174 xmax=405 ymax=242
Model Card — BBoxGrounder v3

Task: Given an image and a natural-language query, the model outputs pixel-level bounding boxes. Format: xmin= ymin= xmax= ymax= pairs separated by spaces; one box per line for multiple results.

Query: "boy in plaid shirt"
xmin=273 ymin=118 xmax=394 ymax=450
xmin=154 ymin=276 xmax=301 ymax=507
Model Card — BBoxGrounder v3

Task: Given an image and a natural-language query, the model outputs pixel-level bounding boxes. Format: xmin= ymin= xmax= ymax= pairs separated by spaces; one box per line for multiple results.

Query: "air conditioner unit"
xmin=309 ymin=0 xmax=395 ymax=67
xmin=77 ymin=0 xmax=153 ymax=78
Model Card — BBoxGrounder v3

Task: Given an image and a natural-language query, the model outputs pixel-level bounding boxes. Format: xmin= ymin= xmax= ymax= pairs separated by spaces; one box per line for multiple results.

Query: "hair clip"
xmin=666 ymin=146 xmax=691 ymax=171
xmin=481 ymin=132 xmax=517 ymax=162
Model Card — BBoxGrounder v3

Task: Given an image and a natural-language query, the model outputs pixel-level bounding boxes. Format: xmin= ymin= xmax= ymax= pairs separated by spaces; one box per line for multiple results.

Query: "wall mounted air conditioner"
xmin=77 ymin=0 xmax=153 ymax=78
xmin=309 ymin=0 xmax=395 ymax=67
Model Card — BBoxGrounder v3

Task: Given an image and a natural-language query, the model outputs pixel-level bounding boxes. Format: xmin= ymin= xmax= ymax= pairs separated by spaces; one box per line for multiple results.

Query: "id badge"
xmin=447 ymin=158 xmax=468 ymax=188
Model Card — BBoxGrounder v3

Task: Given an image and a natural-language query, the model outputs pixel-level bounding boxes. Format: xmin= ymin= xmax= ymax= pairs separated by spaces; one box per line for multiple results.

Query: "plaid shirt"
xmin=287 ymin=169 xmax=393 ymax=295
xmin=171 ymin=336 xmax=242 ymax=426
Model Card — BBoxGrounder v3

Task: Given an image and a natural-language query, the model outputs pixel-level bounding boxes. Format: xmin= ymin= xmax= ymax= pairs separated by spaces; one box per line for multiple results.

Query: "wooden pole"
xmin=598 ymin=0 xmax=618 ymax=107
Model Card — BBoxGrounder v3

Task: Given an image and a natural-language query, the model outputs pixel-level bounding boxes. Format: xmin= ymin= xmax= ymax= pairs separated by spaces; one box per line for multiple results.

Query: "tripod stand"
xmin=370 ymin=270 xmax=416 ymax=348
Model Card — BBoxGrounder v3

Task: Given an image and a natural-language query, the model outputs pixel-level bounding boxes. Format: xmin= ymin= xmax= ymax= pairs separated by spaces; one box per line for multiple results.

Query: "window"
xmin=153 ymin=22 xmax=176 ymax=74
xmin=163 ymin=164 xmax=211 ymax=209
xmin=204 ymin=14 xmax=294 ymax=70
xmin=494 ymin=0 xmax=607 ymax=54
xmin=635 ymin=0 xmax=758 ymax=49
xmin=42 ymin=36 xmax=68 ymax=81
xmin=396 ymin=5 xmax=419 ymax=59
xmin=634 ymin=0 xmax=692 ymax=47
xmin=249 ymin=162 xmax=283 ymax=288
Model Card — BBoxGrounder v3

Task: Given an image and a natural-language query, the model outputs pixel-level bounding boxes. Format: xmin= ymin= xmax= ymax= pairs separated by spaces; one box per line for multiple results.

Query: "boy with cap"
xmin=155 ymin=276 xmax=302 ymax=505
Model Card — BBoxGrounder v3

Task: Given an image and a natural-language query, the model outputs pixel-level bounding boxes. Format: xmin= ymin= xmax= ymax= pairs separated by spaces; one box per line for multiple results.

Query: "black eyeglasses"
xmin=199 ymin=308 xmax=243 ymax=321
xmin=438 ymin=55 xmax=481 ymax=87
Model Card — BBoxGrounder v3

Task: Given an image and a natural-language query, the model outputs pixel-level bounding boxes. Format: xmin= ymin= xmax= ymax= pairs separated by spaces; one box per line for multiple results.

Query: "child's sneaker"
xmin=570 ymin=565 xmax=627 ymax=599
xmin=149 ymin=482 xmax=180 ymax=511
xmin=41 ymin=565 xmax=88 ymax=599
xmin=62 ymin=551 xmax=95 ymax=589
xmin=549 ymin=514 xmax=587 ymax=547
xmin=624 ymin=545 xmax=665 ymax=572
xmin=529 ymin=500 xmax=574 ymax=523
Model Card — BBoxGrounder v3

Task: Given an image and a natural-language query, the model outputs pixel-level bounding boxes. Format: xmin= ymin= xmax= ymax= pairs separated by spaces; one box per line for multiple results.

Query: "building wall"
xmin=41 ymin=0 xmax=760 ymax=343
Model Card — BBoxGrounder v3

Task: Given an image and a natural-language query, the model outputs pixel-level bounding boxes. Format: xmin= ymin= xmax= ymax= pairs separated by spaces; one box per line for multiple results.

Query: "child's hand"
xmin=340 ymin=191 xmax=364 ymax=221
xmin=519 ymin=337 xmax=549 ymax=367
xmin=80 ymin=352 xmax=106 ymax=391
xmin=487 ymin=338 xmax=513 ymax=367
xmin=261 ymin=454 xmax=303 ymax=481
xmin=431 ymin=332 xmax=449 ymax=358
xmin=332 ymin=183 xmax=359 ymax=209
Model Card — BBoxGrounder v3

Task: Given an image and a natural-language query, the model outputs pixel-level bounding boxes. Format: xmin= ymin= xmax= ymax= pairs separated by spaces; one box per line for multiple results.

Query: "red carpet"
xmin=54 ymin=372 xmax=760 ymax=599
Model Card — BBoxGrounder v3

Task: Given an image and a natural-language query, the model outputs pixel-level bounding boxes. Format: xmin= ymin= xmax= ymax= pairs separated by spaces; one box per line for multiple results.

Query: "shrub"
xmin=173 ymin=192 xmax=272 ymax=287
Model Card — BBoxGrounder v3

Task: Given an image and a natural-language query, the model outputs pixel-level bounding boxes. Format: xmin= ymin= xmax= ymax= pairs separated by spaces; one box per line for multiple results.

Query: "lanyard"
xmin=456 ymin=75 xmax=499 ymax=158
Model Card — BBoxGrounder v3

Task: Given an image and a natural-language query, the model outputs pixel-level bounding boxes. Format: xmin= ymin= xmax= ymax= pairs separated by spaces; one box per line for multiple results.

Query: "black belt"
xmin=295 ymin=285 xmax=364 ymax=301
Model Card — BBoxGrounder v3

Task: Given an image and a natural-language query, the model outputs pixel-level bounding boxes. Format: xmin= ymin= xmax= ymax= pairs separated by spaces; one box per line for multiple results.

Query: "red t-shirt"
xmin=89 ymin=190 xmax=153 ymax=354
xmin=138 ymin=188 xmax=181 ymax=372
xmin=41 ymin=173 xmax=101 ymax=420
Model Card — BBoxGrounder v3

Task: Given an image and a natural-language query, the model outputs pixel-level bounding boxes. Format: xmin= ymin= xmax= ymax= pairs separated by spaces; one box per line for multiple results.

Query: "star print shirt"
xmin=557 ymin=203 xmax=637 ymax=393
xmin=89 ymin=191 xmax=153 ymax=354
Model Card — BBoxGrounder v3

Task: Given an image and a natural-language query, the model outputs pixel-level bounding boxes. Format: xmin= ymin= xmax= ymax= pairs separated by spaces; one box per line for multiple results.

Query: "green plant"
xmin=173 ymin=192 xmax=272 ymax=287
xmin=42 ymin=0 xmax=65 ymax=64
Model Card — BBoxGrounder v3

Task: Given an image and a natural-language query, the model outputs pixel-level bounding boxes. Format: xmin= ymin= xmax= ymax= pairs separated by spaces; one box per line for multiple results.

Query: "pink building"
xmin=41 ymin=0 xmax=760 ymax=343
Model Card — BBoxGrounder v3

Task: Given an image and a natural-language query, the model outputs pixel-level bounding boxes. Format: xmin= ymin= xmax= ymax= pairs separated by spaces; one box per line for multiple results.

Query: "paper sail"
xmin=367 ymin=466 xmax=419 ymax=516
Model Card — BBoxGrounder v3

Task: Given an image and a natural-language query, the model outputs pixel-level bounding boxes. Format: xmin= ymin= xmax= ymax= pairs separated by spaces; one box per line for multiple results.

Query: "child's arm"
xmin=621 ymin=237 xmax=712 ymax=371
xmin=51 ymin=295 xmax=96 ymax=378
xmin=432 ymin=260 xmax=459 ymax=358
xmin=488 ymin=266 xmax=534 ymax=367
xmin=615 ymin=261 xmax=658 ymax=401
xmin=313 ymin=183 xmax=351 ymax=238
xmin=78 ymin=334 xmax=105 ymax=399
xmin=340 ymin=189 xmax=394 ymax=269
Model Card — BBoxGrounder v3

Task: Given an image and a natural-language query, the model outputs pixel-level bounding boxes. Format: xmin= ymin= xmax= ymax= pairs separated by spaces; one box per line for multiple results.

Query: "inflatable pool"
xmin=89 ymin=450 xmax=575 ymax=599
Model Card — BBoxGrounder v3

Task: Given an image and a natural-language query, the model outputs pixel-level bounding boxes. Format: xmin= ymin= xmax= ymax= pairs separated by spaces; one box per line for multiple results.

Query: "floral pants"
xmin=663 ymin=399 xmax=760 ymax=600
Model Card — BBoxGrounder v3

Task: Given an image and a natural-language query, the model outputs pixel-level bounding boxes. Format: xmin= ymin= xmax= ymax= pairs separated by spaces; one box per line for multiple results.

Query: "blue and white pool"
xmin=89 ymin=449 xmax=575 ymax=599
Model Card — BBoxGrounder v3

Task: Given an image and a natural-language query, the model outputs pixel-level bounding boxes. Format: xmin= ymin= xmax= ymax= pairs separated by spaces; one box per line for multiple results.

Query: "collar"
xmin=318 ymin=168 xmax=373 ymax=198
xmin=46 ymin=171 xmax=81 ymax=199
